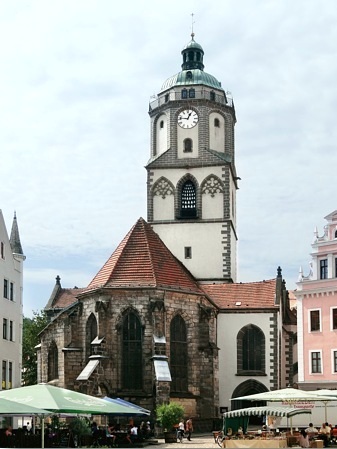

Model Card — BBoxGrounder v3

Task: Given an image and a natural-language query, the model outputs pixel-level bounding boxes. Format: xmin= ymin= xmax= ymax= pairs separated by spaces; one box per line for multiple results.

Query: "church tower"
xmin=147 ymin=33 xmax=239 ymax=282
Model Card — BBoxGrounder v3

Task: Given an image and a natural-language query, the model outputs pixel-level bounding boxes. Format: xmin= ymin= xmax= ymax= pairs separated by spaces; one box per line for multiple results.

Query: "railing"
xmin=149 ymin=88 xmax=234 ymax=111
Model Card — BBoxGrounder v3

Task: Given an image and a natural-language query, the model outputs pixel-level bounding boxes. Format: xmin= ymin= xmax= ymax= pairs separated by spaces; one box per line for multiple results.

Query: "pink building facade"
xmin=296 ymin=210 xmax=337 ymax=389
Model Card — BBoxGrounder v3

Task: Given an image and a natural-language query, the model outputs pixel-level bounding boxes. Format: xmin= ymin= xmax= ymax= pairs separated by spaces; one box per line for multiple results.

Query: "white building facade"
xmin=0 ymin=210 xmax=25 ymax=392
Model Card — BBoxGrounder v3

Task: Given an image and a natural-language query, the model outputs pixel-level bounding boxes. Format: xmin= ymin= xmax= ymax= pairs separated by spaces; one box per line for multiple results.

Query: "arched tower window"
xmin=86 ymin=314 xmax=97 ymax=359
xmin=122 ymin=312 xmax=143 ymax=390
xmin=183 ymin=138 xmax=193 ymax=153
xmin=180 ymin=181 xmax=197 ymax=218
xmin=160 ymin=120 xmax=164 ymax=129
xmin=237 ymin=325 xmax=265 ymax=374
xmin=47 ymin=341 xmax=58 ymax=381
xmin=170 ymin=315 xmax=188 ymax=392
xmin=214 ymin=118 xmax=220 ymax=128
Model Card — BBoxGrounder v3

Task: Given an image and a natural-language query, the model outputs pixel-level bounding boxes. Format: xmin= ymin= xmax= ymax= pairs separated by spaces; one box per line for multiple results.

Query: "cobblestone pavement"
xmin=146 ymin=434 xmax=218 ymax=448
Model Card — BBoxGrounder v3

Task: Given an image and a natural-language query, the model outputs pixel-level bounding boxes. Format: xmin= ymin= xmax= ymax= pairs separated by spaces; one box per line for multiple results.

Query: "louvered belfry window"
xmin=180 ymin=181 xmax=197 ymax=218
xmin=122 ymin=312 xmax=143 ymax=390
xmin=170 ymin=315 xmax=188 ymax=392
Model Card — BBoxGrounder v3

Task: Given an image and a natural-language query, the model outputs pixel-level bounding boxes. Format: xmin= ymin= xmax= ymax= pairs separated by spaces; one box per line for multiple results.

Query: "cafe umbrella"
xmin=0 ymin=384 xmax=150 ymax=448
xmin=307 ymin=389 xmax=337 ymax=422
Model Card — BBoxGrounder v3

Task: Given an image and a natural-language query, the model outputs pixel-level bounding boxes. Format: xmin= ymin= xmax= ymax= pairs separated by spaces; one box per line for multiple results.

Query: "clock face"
xmin=177 ymin=109 xmax=199 ymax=129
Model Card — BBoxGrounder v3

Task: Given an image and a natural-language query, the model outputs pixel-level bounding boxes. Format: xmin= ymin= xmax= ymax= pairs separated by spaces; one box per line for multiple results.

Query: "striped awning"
xmin=224 ymin=406 xmax=311 ymax=418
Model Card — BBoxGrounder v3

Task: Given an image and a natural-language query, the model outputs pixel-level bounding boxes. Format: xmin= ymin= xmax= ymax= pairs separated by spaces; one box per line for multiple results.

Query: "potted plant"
xmin=156 ymin=402 xmax=185 ymax=443
xmin=68 ymin=417 xmax=91 ymax=447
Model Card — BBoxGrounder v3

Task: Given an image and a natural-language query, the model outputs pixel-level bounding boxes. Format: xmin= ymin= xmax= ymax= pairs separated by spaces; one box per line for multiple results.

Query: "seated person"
xmin=305 ymin=423 xmax=318 ymax=436
xmin=319 ymin=423 xmax=330 ymax=447
xmin=299 ymin=429 xmax=309 ymax=448
xmin=130 ymin=425 xmax=138 ymax=443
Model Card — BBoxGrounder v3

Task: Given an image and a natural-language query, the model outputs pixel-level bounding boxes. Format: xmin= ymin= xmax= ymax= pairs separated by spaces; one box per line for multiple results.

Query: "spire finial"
xmin=191 ymin=12 xmax=195 ymax=39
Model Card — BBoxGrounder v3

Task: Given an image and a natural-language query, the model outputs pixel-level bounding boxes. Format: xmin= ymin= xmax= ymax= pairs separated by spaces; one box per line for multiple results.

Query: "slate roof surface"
xmin=202 ymin=279 xmax=277 ymax=309
xmin=85 ymin=217 xmax=203 ymax=294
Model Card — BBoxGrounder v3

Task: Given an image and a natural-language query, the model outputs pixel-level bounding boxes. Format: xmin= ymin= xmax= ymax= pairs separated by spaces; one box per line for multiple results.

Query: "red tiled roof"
xmin=85 ymin=217 xmax=202 ymax=294
xmin=50 ymin=288 xmax=84 ymax=309
xmin=202 ymin=279 xmax=277 ymax=309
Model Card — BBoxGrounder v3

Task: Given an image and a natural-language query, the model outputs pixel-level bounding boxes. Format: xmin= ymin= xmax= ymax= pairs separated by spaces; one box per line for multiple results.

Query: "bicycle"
xmin=176 ymin=428 xmax=185 ymax=443
xmin=213 ymin=430 xmax=225 ymax=447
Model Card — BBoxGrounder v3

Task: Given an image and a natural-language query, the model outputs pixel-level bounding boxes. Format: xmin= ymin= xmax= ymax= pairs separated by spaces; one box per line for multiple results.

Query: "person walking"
xmin=185 ymin=418 xmax=193 ymax=441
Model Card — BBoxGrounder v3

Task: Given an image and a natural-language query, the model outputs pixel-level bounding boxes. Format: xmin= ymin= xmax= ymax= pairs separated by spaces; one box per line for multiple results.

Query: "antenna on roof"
xmin=191 ymin=12 xmax=195 ymax=39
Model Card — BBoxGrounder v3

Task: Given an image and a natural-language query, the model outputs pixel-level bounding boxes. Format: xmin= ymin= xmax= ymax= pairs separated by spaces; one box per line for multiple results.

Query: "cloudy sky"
xmin=1 ymin=0 xmax=337 ymax=318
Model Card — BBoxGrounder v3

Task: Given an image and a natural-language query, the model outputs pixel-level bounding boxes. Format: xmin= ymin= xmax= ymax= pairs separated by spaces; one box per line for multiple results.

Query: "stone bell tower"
xmin=146 ymin=33 xmax=239 ymax=283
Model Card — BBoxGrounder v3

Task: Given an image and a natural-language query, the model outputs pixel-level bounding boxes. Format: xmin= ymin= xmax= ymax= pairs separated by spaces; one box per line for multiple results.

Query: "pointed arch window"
xmin=170 ymin=315 xmax=188 ymax=392
xmin=237 ymin=325 xmax=265 ymax=374
xmin=122 ymin=312 xmax=143 ymax=390
xmin=183 ymin=138 xmax=193 ymax=153
xmin=180 ymin=181 xmax=197 ymax=218
xmin=86 ymin=314 xmax=97 ymax=359
xmin=48 ymin=341 xmax=58 ymax=381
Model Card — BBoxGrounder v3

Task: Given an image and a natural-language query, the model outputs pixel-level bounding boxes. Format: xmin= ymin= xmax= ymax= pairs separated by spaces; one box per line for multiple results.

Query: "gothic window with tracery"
xmin=48 ymin=341 xmax=58 ymax=381
xmin=180 ymin=181 xmax=197 ymax=218
xmin=237 ymin=325 xmax=265 ymax=374
xmin=122 ymin=312 xmax=143 ymax=390
xmin=170 ymin=315 xmax=188 ymax=392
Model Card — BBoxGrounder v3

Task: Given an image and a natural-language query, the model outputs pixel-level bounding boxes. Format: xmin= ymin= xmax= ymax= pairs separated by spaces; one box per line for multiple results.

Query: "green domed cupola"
xmin=160 ymin=33 xmax=223 ymax=92
xmin=181 ymin=33 xmax=204 ymax=70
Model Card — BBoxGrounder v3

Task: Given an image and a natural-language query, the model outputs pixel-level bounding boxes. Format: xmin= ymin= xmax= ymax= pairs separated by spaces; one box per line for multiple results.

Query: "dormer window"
xmin=186 ymin=71 xmax=193 ymax=80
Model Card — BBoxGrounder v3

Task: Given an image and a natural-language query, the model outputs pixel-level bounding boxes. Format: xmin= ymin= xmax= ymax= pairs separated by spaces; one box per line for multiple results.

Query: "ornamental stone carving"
xmin=153 ymin=178 xmax=174 ymax=199
xmin=201 ymin=176 xmax=223 ymax=197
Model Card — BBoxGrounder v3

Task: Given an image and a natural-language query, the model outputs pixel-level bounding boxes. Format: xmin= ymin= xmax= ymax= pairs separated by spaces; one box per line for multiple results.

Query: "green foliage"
xmin=68 ymin=417 xmax=91 ymax=437
xmin=22 ymin=310 xmax=48 ymax=385
xmin=156 ymin=402 xmax=185 ymax=431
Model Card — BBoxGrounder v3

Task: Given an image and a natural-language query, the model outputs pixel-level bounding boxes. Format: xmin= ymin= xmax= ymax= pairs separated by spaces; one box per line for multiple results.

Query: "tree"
xmin=156 ymin=402 xmax=185 ymax=431
xmin=22 ymin=310 xmax=48 ymax=385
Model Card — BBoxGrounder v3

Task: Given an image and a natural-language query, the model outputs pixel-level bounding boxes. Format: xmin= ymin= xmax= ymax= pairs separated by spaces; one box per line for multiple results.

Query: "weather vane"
xmin=191 ymin=12 xmax=195 ymax=38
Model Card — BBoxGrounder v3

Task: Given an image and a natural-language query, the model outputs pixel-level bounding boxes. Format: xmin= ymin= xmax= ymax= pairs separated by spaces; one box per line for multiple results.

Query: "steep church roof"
xmin=85 ymin=217 xmax=202 ymax=294
xmin=45 ymin=275 xmax=84 ymax=311
xmin=202 ymin=279 xmax=278 ymax=310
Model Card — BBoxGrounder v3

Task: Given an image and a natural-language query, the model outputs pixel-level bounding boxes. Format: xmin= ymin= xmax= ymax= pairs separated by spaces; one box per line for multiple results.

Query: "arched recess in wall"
xmin=209 ymin=111 xmax=226 ymax=152
xmin=200 ymin=174 xmax=224 ymax=219
xmin=175 ymin=174 xmax=200 ymax=219
xmin=121 ymin=309 xmax=143 ymax=390
xmin=47 ymin=340 xmax=58 ymax=381
xmin=170 ymin=314 xmax=188 ymax=393
xmin=154 ymin=113 xmax=168 ymax=157
xmin=231 ymin=379 xmax=268 ymax=412
xmin=151 ymin=176 xmax=175 ymax=221
xmin=86 ymin=313 xmax=98 ymax=360
xmin=237 ymin=324 xmax=265 ymax=375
